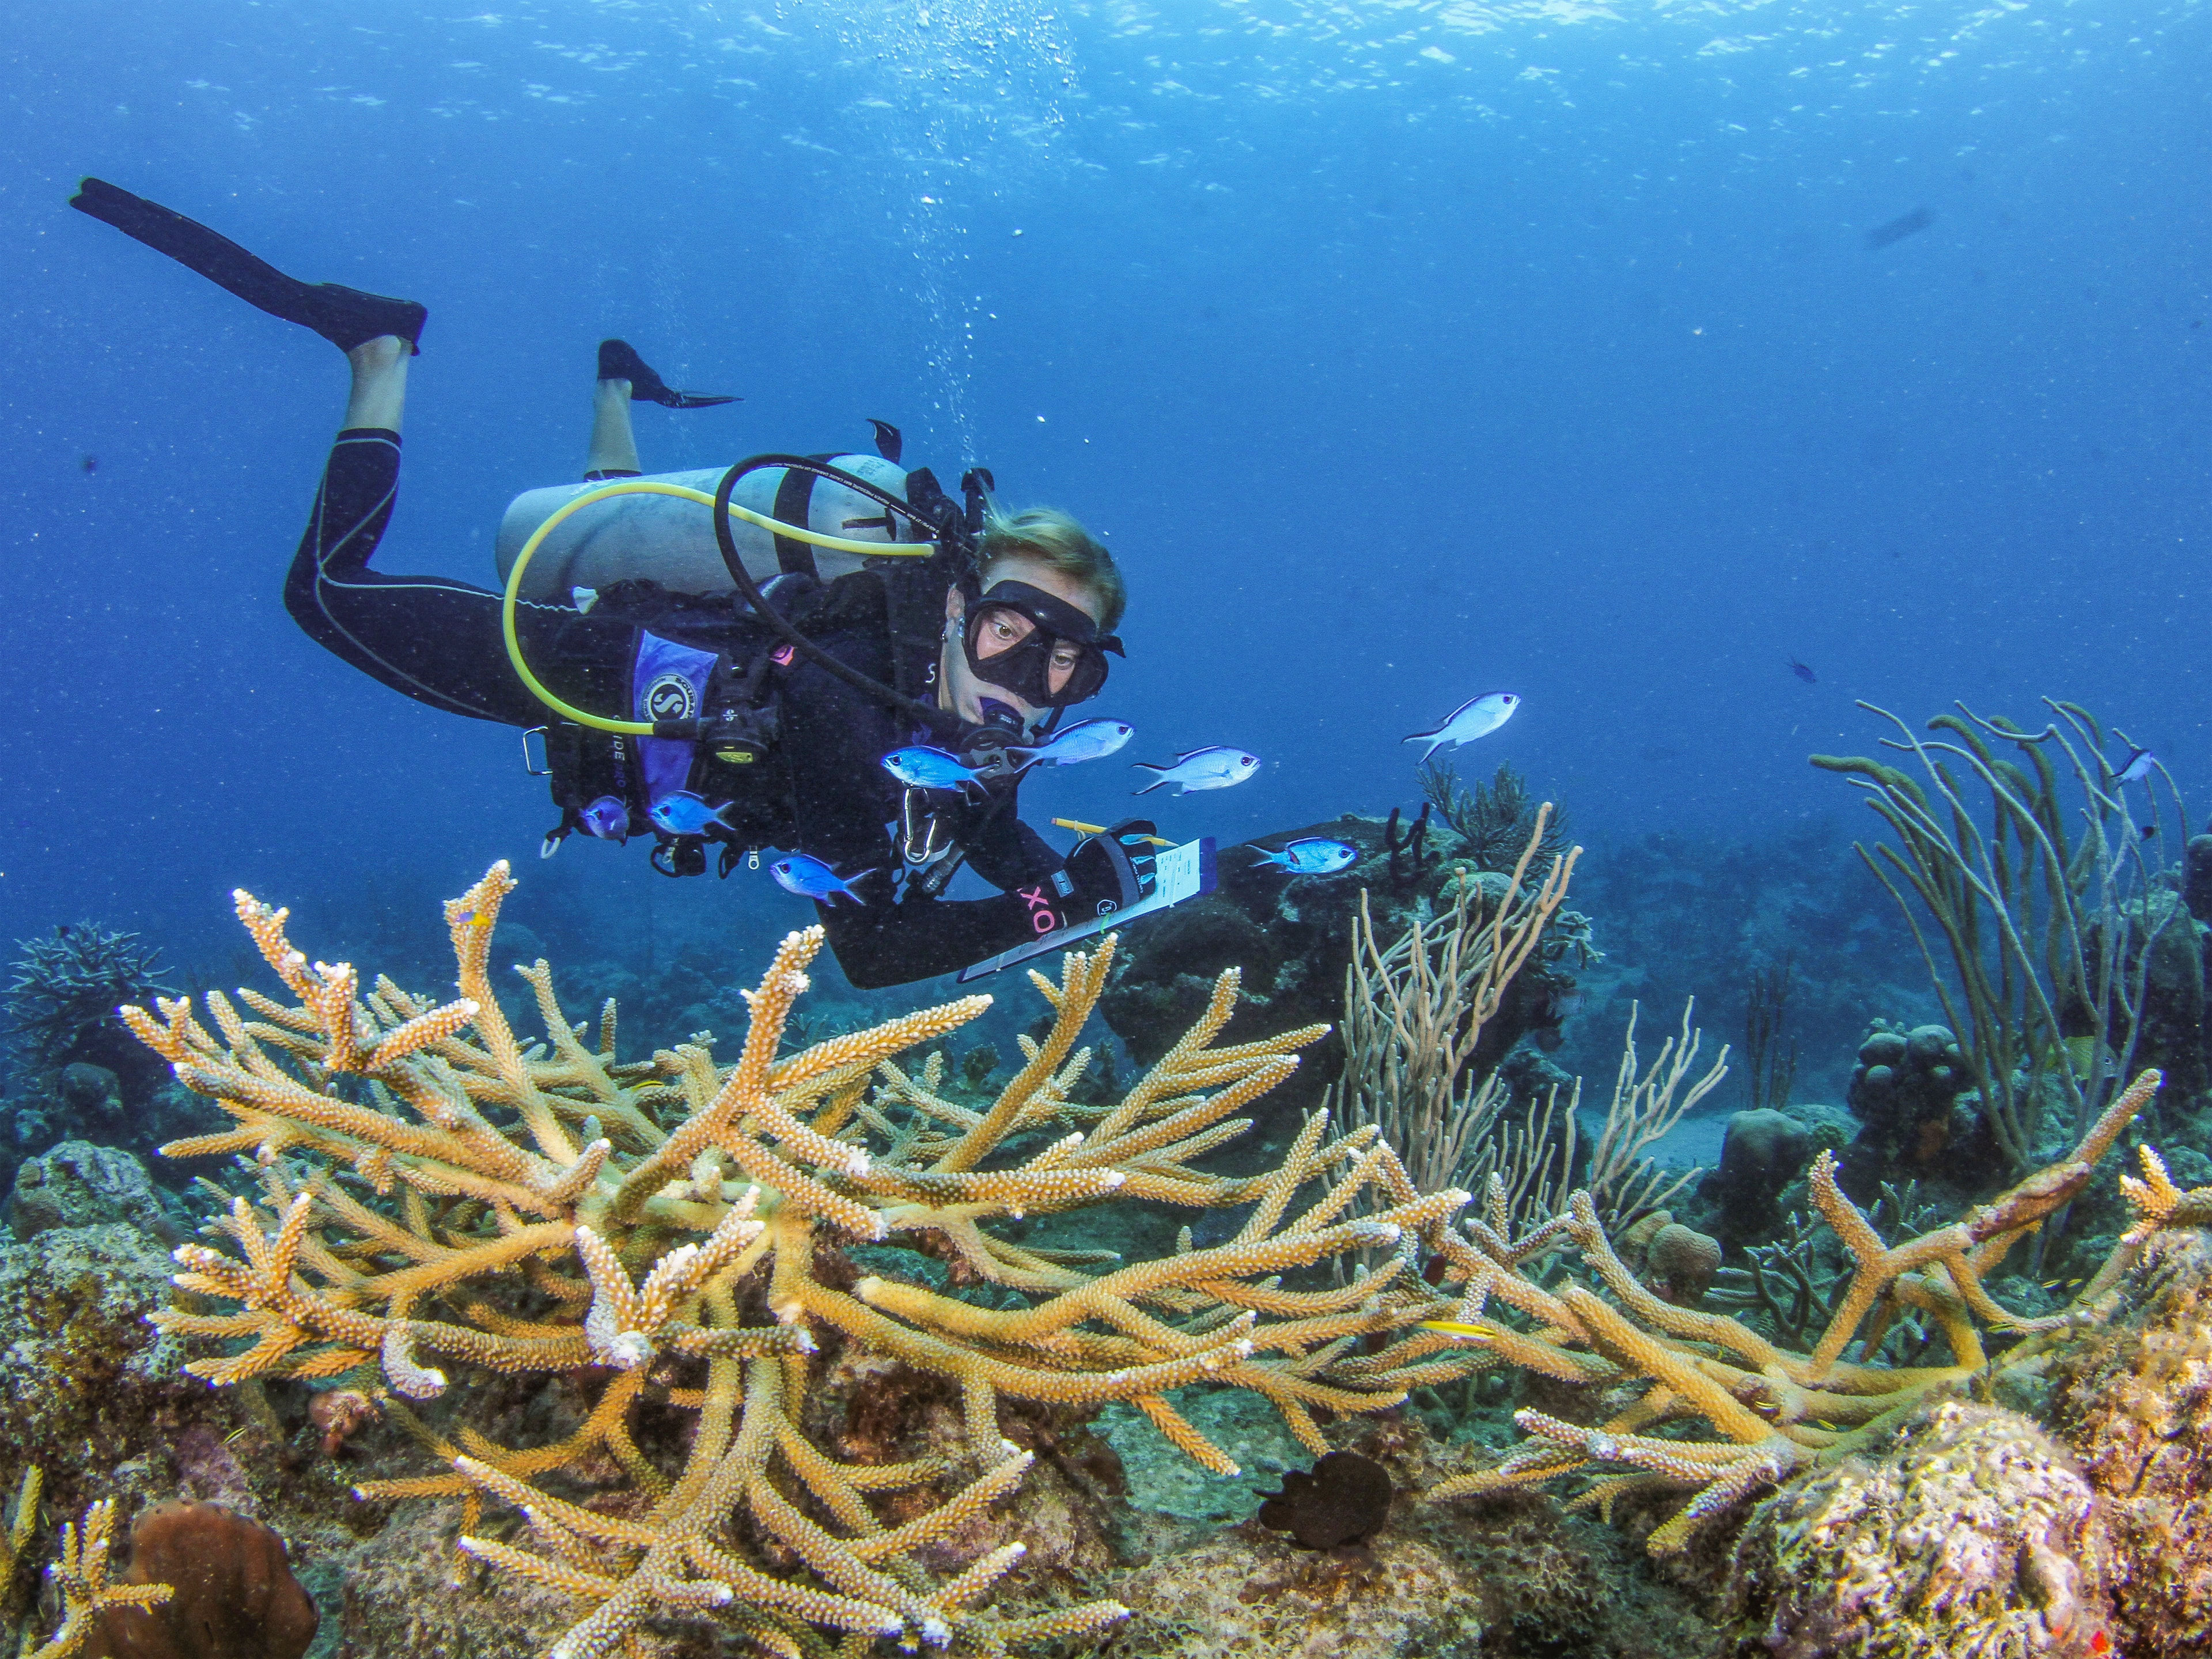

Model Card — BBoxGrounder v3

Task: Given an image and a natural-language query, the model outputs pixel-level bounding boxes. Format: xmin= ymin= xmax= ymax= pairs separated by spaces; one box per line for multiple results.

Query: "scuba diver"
xmin=69 ymin=177 xmax=1160 ymax=990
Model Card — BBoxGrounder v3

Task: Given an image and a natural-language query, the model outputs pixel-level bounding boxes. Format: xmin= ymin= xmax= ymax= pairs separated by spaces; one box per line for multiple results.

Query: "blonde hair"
xmin=976 ymin=506 xmax=1126 ymax=634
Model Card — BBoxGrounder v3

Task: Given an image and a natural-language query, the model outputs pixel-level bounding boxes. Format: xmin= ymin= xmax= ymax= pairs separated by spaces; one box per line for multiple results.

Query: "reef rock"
xmin=2047 ymin=1230 xmax=2212 ymax=1658
xmin=8 ymin=1141 xmax=175 ymax=1241
xmin=1726 ymin=1400 xmax=2112 ymax=1658
xmin=1700 ymin=1108 xmax=1813 ymax=1246
xmin=2096 ymin=886 xmax=2209 ymax=1101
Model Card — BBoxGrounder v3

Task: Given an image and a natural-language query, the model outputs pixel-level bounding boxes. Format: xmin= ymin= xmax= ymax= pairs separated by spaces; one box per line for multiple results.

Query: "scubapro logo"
xmin=645 ymin=673 xmax=697 ymax=723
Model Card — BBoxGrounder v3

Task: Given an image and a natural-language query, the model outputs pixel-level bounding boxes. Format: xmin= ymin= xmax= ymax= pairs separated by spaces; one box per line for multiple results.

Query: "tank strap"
xmin=769 ymin=459 xmax=828 ymax=579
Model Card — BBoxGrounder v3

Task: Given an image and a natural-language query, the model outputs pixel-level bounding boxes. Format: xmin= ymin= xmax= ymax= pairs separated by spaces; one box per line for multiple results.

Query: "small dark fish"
xmin=79 ymin=454 xmax=97 ymax=474
xmin=2141 ymin=824 xmax=2158 ymax=841
xmin=1255 ymin=1451 xmax=1393 ymax=1550
xmin=1788 ymin=657 xmax=1817 ymax=684
xmin=1865 ymin=207 xmax=1935 ymax=250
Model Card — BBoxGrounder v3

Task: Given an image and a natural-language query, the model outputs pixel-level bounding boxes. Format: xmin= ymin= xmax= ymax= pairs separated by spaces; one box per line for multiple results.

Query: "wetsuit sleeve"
xmin=962 ymin=806 xmax=1063 ymax=893
xmin=282 ymin=429 xmax=599 ymax=726
xmin=778 ymin=650 xmax=1077 ymax=991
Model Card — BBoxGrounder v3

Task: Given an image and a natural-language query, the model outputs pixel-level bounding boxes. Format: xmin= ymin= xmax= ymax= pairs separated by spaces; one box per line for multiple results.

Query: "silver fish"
xmin=881 ymin=747 xmax=987 ymax=790
xmin=1251 ymin=838 xmax=1357 ymax=875
xmin=771 ymin=854 xmax=873 ymax=906
xmin=1132 ymin=746 xmax=1260 ymax=796
xmin=1008 ymin=718 xmax=1134 ymax=767
xmin=1403 ymin=692 xmax=1518 ymax=762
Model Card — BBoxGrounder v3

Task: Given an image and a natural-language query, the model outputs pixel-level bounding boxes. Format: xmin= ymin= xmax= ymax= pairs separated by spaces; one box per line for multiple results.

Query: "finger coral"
xmin=126 ymin=863 xmax=1478 ymax=1657
xmin=1413 ymin=1068 xmax=2167 ymax=1555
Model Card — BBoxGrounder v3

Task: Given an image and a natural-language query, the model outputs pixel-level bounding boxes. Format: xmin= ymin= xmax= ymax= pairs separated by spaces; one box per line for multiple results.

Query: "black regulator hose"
xmin=710 ymin=456 xmax=969 ymax=744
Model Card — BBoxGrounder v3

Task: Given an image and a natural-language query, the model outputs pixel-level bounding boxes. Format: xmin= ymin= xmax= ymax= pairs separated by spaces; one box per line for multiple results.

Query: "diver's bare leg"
xmin=586 ymin=378 xmax=642 ymax=476
xmin=343 ymin=335 xmax=411 ymax=433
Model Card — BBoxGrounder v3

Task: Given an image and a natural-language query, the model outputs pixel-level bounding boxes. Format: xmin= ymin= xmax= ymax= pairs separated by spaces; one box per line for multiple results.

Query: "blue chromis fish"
xmin=1008 ymin=718 xmax=1134 ymax=767
xmin=770 ymin=854 xmax=873 ymax=906
xmin=2117 ymin=747 xmax=2155 ymax=785
xmin=881 ymin=746 xmax=988 ymax=790
xmin=1403 ymin=692 xmax=1519 ymax=762
xmin=648 ymin=791 xmax=739 ymax=836
xmin=578 ymin=796 xmax=630 ymax=841
xmin=1132 ymin=746 xmax=1260 ymax=796
xmin=1251 ymin=838 xmax=1357 ymax=875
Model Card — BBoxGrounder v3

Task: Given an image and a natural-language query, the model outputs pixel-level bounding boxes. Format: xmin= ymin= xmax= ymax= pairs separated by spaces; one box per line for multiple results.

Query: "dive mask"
xmin=960 ymin=579 xmax=1122 ymax=709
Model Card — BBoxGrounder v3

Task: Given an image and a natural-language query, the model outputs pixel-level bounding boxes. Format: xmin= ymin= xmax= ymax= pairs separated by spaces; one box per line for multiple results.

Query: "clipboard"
xmin=957 ymin=836 xmax=1218 ymax=982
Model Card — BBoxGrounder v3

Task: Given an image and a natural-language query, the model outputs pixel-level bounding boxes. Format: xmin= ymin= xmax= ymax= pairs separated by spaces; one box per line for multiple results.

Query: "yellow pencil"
xmin=1052 ymin=818 xmax=1174 ymax=847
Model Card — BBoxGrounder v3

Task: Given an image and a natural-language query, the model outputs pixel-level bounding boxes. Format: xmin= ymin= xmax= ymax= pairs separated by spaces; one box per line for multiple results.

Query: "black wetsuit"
xmin=287 ymin=428 xmax=1067 ymax=988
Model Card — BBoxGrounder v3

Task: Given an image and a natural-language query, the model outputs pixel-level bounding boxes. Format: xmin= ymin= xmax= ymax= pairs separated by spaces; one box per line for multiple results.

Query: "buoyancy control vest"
xmin=534 ymin=576 xmax=805 ymax=876
xmin=522 ymin=435 xmax=1001 ymax=880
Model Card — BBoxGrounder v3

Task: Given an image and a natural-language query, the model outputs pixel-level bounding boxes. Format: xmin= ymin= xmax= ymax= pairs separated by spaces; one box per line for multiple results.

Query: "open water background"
xmin=1 ymin=0 xmax=2206 ymax=1042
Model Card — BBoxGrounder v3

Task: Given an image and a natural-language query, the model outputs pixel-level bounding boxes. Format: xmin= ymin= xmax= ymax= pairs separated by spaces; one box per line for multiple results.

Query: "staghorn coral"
xmin=7 ymin=927 xmax=174 ymax=1069
xmin=18 ymin=1493 xmax=174 ymax=1659
xmin=123 ymin=863 xmax=1487 ymax=1658
xmin=1407 ymin=1069 xmax=2167 ymax=1555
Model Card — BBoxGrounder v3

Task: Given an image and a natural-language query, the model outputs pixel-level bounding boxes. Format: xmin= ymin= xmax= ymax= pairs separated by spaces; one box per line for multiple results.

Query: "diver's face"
xmin=940 ymin=558 xmax=1105 ymax=729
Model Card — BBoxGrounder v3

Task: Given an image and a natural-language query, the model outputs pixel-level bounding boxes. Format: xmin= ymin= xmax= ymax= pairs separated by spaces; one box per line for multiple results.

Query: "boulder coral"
xmin=1700 ymin=1108 xmax=1813 ymax=1245
xmin=1724 ymin=1400 xmax=2112 ymax=1659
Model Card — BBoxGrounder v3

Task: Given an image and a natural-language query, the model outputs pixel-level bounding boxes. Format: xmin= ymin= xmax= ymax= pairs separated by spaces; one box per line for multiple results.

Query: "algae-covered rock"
xmin=1726 ymin=1400 xmax=2112 ymax=1658
xmin=8 ymin=1141 xmax=176 ymax=1241
xmin=0 ymin=1221 xmax=179 ymax=1446
xmin=1838 ymin=1020 xmax=1993 ymax=1198
xmin=1700 ymin=1108 xmax=1814 ymax=1246
xmin=2047 ymin=1230 xmax=2212 ymax=1659
xmin=1096 ymin=1386 xmax=1313 ymax=1524
xmin=1103 ymin=1528 xmax=1486 ymax=1659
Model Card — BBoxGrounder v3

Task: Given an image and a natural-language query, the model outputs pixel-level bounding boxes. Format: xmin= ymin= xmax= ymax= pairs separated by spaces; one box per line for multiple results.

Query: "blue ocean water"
xmin=2 ymin=0 xmax=2206 ymax=1017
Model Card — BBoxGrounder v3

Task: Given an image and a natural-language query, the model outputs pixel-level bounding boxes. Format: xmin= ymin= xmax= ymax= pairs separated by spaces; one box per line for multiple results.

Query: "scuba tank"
xmin=495 ymin=453 xmax=919 ymax=604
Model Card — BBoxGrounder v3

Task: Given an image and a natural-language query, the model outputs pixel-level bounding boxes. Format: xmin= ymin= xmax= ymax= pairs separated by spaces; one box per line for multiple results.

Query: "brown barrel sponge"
xmin=82 ymin=1502 xmax=317 ymax=1659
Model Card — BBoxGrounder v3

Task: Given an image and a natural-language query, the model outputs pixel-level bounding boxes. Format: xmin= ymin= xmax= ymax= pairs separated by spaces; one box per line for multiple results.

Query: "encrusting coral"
xmin=123 ymin=863 xmax=1486 ymax=1658
xmin=1724 ymin=1400 xmax=2112 ymax=1658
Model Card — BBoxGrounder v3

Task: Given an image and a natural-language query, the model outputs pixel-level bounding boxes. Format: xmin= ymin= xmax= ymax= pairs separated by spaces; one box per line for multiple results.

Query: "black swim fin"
xmin=597 ymin=338 xmax=737 ymax=408
xmin=69 ymin=177 xmax=426 ymax=354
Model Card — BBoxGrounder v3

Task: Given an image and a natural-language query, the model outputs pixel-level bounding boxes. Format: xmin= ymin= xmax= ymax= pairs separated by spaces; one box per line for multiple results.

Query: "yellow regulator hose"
xmin=501 ymin=479 xmax=934 ymax=734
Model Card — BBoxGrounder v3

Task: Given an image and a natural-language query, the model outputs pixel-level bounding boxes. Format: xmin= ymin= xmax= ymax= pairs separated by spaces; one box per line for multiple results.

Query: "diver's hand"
xmin=1062 ymin=819 xmax=1160 ymax=919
